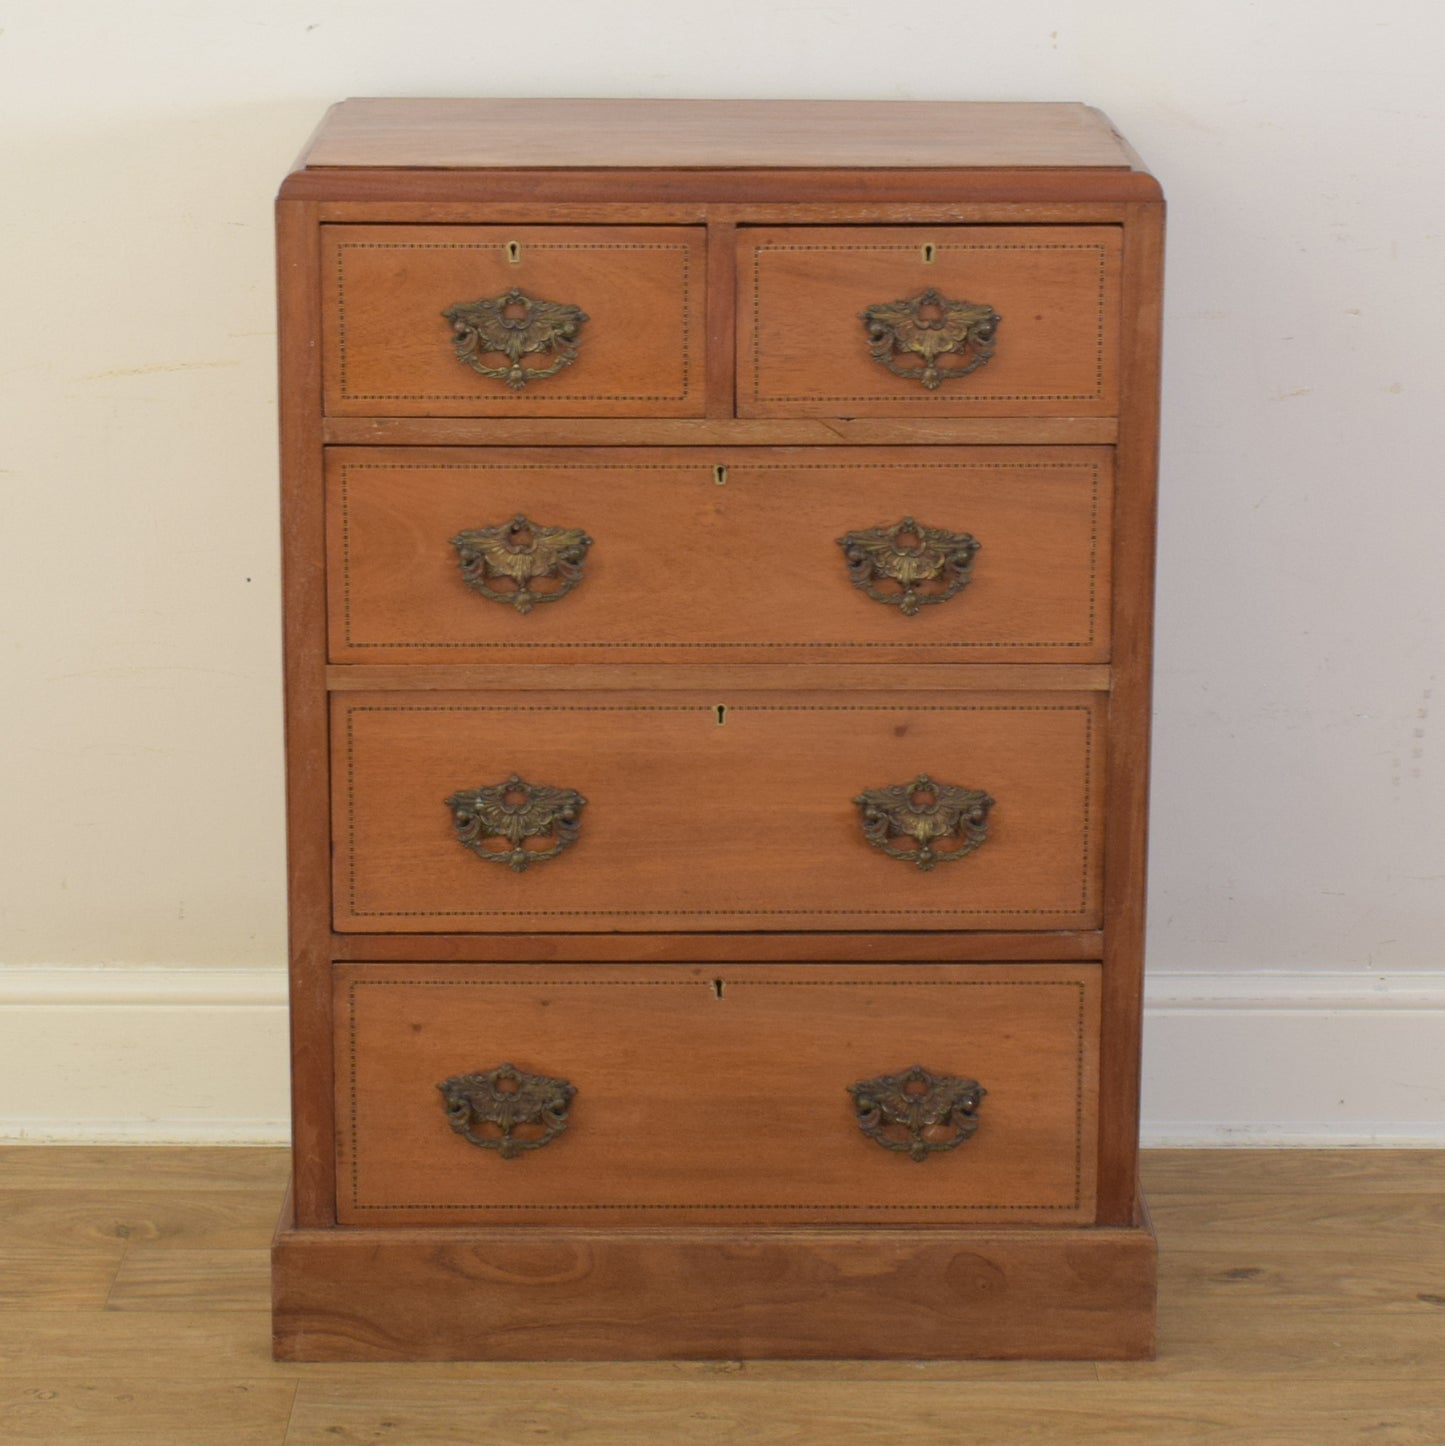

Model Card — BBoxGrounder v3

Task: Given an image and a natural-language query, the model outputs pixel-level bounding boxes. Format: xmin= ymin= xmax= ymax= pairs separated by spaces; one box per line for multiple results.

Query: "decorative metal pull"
xmin=438 ymin=1063 xmax=576 ymax=1158
xmin=848 ymin=1064 xmax=986 ymax=1161
xmin=854 ymin=774 xmax=993 ymax=871
xmin=446 ymin=775 xmax=586 ymax=873
xmin=859 ymin=288 xmax=1001 ymax=390
xmin=442 ymin=287 xmax=588 ymax=390
xmin=837 ymin=517 xmax=980 ymax=615
xmin=450 ymin=515 xmax=593 ymax=615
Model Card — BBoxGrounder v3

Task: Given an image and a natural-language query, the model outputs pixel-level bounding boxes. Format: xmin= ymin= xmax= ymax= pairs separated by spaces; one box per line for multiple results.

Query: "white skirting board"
xmin=1141 ymin=971 xmax=1445 ymax=1146
xmin=0 ymin=967 xmax=292 ymax=1145
xmin=0 ymin=966 xmax=1442 ymax=1145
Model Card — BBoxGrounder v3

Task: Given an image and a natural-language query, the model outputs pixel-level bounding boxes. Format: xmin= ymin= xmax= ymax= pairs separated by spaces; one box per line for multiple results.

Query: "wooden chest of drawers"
xmin=271 ymin=98 xmax=1163 ymax=1361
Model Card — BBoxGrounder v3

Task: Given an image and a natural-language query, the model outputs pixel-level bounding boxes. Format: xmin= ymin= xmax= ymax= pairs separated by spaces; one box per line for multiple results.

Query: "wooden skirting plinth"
xmin=272 ymin=1198 xmax=1157 ymax=1362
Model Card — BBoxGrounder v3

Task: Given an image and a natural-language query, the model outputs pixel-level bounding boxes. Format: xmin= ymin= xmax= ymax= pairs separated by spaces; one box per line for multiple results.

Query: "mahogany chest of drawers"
xmin=271 ymin=98 xmax=1163 ymax=1361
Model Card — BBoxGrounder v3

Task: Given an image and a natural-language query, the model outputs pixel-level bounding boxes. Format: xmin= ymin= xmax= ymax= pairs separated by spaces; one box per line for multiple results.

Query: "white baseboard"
xmin=1141 ymin=970 xmax=1445 ymax=1147
xmin=1 ymin=965 xmax=1442 ymax=1146
xmin=0 ymin=967 xmax=291 ymax=1145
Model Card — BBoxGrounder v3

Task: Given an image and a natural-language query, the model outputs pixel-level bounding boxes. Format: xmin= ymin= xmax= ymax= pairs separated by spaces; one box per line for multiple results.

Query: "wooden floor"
xmin=0 ymin=1150 xmax=1441 ymax=1443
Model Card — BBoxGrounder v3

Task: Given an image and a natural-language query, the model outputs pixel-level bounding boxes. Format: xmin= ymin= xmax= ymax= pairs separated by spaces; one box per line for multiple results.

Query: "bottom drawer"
xmin=335 ymin=962 xmax=1100 ymax=1226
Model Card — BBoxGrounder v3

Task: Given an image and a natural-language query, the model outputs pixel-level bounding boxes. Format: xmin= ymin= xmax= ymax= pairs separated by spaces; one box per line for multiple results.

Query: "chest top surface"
xmin=294 ymin=98 xmax=1143 ymax=173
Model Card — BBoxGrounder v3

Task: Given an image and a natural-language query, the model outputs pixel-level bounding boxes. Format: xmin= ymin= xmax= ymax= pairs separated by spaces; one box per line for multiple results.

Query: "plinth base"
xmin=272 ymin=1194 xmax=1156 ymax=1361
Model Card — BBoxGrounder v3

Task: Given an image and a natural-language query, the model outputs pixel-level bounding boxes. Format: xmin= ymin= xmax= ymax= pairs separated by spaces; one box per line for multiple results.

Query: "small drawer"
xmin=738 ymin=226 xmax=1121 ymax=417
xmin=332 ymin=690 xmax=1105 ymax=933
xmin=334 ymin=962 xmax=1101 ymax=1226
xmin=327 ymin=445 xmax=1113 ymax=664
xmin=321 ymin=225 xmax=708 ymax=416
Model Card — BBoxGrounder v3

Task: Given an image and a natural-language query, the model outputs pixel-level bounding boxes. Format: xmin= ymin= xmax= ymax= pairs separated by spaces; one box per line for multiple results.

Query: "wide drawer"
xmin=334 ymin=962 xmax=1101 ymax=1226
xmin=738 ymin=226 xmax=1122 ymax=417
xmin=332 ymin=691 xmax=1105 ymax=932
xmin=327 ymin=446 xmax=1113 ymax=664
xmin=321 ymin=225 xmax=708 ymax=416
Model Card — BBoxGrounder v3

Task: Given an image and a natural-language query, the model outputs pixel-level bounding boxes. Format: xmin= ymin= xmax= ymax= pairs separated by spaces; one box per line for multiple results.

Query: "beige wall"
xmin=2 ymin=2 xmax=1442 ymax=1139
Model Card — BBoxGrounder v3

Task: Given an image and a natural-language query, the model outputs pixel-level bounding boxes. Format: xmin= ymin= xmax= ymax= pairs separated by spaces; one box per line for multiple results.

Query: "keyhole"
xmin=715 ymin=704 xmax=728 ymax=726
xmin=922 ymin=243 xmax=936 ymax=264
xmin=713 ymin=465 xmax=728 ymax=486
xmin=712 ymin=978 xmax=726 ymax=1000
xmin=506 ymin=240 xmax=522 ymax=265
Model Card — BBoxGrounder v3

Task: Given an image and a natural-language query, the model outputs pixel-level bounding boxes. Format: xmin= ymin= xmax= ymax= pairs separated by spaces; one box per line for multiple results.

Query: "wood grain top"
xmin=298 ymin=99 xmax=1139 ymax=172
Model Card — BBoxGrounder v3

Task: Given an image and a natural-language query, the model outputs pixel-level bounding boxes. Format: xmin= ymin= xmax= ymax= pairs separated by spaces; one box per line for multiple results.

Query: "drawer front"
xmin=332 ymin=691 xmax=1105 ymax=932
xmin=321 ymin=225 xmax=708 ymax=416
xmin=328 ymin=446 xmax=1112 ymax=664
xmin=739 ymin=226 xmax=1122 ymax=417
xmin=334 ymin=962 xmax=1100 ymax=1226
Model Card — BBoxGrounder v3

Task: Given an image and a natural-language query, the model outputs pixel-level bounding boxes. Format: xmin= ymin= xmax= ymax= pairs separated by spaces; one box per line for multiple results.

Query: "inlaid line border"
xmin=335 ymin=460 xmax=1105 ymax=653
xmin=343 ymin=974 xmax=1092 ymax=1215
xmin=333 ymin=241 xmax=696 ymax=403
xmin=339 ymin=701 xmax=1098 ymax=920
xmin=747 ymin=241 xmax=1112 ymax=404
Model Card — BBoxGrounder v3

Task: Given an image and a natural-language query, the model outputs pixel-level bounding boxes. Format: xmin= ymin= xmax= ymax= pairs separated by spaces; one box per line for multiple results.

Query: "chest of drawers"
xmin=271 ymin=98 xmax=1163 ymax=1361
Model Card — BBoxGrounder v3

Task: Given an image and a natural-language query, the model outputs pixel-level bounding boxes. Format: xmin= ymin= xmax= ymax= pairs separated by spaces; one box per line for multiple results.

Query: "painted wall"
xmin=2 ymin=2 xmax=1442 ymax=1140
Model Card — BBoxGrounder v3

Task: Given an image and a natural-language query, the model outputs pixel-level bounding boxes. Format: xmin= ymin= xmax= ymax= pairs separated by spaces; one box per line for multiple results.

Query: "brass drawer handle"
xmin=848 ymin=1064 xmax=987 ymax=1162
xmin=438 ymin=1063 xmax=576 ymax=1158
xmin=446 ymin=775 xmax=586 ymax=873
xmin=837 ymin=516 xmax=980 ymax=615
xmin=854 ymin=774 xmax=993 ymax=871
xmin=443 ymin=287 xmax=588 ymax=390
xmin=450 ymin=514 xmax=593 ymax=615
xmin=859 ymin=288 xmax=1001 ymax=389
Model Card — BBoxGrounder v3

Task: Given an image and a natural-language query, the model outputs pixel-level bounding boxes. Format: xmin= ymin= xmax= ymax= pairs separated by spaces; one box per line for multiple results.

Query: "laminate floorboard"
xmin=0 ymin=1148 xmax=1439 ymax=1444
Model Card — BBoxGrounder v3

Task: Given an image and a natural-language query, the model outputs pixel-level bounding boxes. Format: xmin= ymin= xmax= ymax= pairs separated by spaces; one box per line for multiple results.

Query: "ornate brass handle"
xmin=450 ymin=515 xmax=593 ymax=615
xmin=848 ymin=1064 xmax=986 ymax=1161
xmin=837 ymin=517 xmax=980 ymax=615
xmin=438 ymin=1063 xmax=576 ymax=1158
xmin=445 ymin=775 xmax=586 ymax=873
xmin=859 ymin=288 xmax=1001 ymax=389
xmin=854 ymin=774 xmax=993 ymax=871
xmin=442 ymin=287 xmax=588 ymax=390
